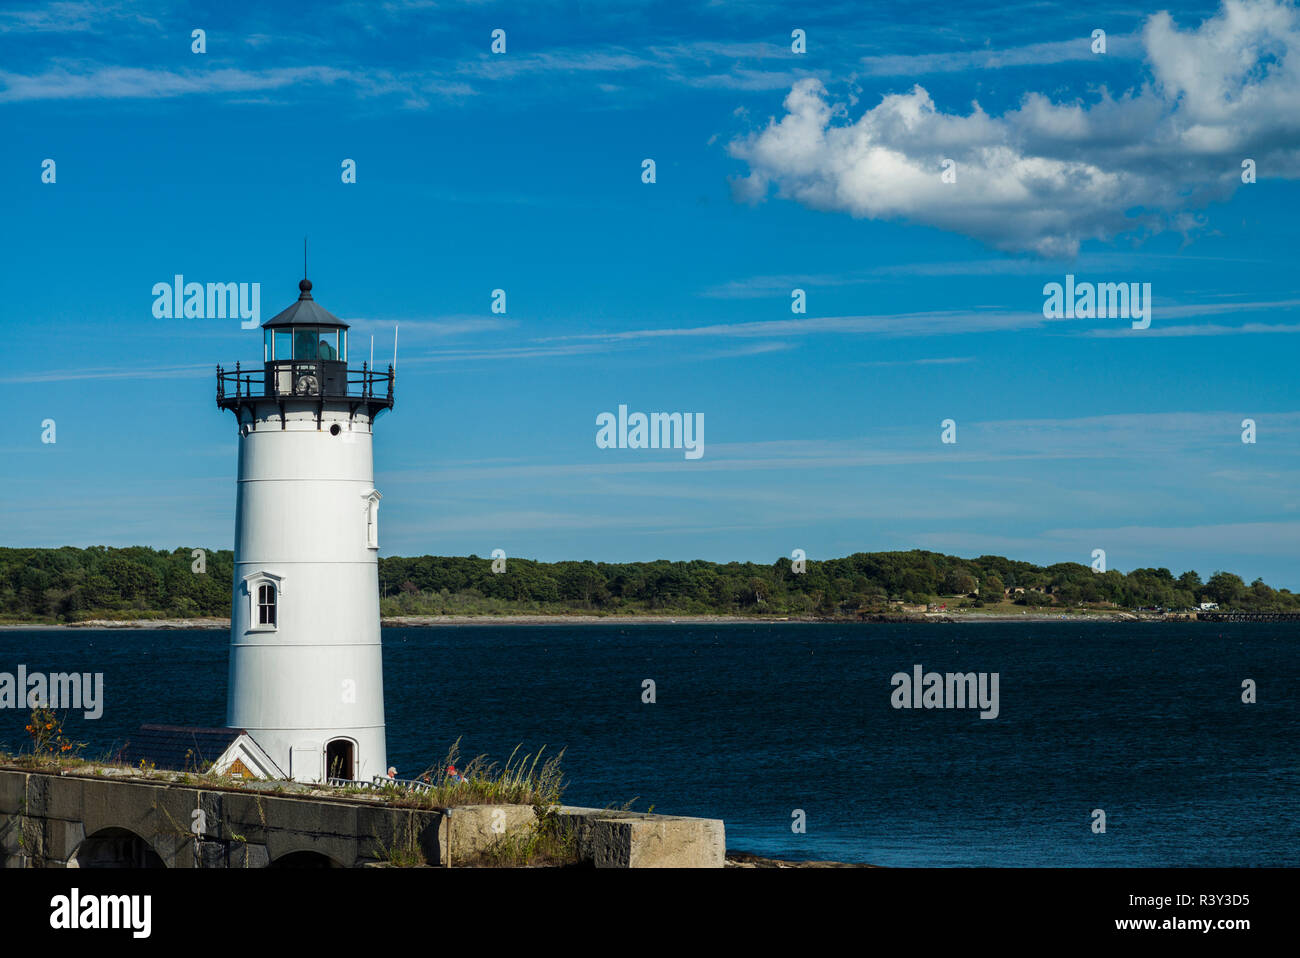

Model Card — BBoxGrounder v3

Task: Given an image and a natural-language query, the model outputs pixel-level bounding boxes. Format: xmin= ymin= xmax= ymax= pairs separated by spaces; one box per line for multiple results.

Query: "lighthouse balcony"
xmin=216 ymin=361 xmax=394 ymax=414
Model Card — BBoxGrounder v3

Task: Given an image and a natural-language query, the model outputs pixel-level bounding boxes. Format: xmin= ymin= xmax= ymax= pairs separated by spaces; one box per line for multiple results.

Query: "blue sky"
xmin=1 ymin=0 xmax=1298 ymax=587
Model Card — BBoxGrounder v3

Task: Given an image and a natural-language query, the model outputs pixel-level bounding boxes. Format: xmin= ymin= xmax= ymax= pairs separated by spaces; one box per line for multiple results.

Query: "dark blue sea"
xmin=3 ymin=622 xmax=1296 ymax=866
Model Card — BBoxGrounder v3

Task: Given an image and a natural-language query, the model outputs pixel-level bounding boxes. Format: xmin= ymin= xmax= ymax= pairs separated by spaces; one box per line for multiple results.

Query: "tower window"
xmin=258 ymin=584 xmax=277 ymax=625
xmin=364 ymin=490 xmax=382 ymax=550
xmin=243 ymin=572 xmax=284 ymax=633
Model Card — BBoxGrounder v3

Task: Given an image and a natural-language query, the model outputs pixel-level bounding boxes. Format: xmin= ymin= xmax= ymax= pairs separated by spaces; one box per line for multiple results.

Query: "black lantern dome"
xmin=262 ymin=277 xmax=350 ymax=365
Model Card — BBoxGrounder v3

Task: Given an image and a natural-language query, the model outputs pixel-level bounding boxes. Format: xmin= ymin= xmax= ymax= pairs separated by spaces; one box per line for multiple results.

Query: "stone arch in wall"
xmin=267 ymin=847 xmax=343 ymax=868
xmin=268 ymin=849 xmax=342 ymax=868
xmin=69 ymin=827 xmax=166 ymax=868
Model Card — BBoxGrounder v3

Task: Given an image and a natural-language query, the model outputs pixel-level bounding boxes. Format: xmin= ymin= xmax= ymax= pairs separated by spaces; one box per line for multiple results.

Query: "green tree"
xmin=1203 ymin=572 xmax=1247 ymax=606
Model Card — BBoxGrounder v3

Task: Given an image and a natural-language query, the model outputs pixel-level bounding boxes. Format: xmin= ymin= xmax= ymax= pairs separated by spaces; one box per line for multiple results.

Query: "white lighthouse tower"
xmin=217 ymin=277 xmax=393 ymax=783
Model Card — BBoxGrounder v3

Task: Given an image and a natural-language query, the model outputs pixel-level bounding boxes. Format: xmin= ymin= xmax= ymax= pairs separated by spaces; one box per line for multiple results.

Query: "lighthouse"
xmin=216 ymin=277 xmax=394 ymax=783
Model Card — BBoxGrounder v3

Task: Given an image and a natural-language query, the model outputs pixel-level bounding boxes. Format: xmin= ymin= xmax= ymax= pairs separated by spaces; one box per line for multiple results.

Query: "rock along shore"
xmin=1 ymin=610 xmax=1166 ymax=630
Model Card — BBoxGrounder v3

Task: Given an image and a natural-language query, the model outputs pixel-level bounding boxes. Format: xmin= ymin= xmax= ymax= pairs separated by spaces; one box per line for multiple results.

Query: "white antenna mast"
xmin=370 ymin=334 xmax=374 ymax=371
xmin=392 ymin=324 xmax=399 ymax=374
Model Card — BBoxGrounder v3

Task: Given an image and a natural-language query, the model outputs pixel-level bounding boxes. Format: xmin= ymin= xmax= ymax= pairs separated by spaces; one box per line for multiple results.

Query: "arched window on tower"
xmin=258 ymin=583 xmax=277 ymax=625
xmin=243 ymin=572 xmax=284 ymax=633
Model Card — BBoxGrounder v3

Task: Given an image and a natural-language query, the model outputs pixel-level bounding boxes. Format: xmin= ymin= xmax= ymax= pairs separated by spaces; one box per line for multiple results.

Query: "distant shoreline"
xmin=0 ymin=610 xmax=1193 ymax=629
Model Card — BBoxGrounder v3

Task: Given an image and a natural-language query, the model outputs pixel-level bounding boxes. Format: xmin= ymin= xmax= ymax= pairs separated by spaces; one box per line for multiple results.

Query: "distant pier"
xmin=1195 ymin=612 xmax=1300 ymax=622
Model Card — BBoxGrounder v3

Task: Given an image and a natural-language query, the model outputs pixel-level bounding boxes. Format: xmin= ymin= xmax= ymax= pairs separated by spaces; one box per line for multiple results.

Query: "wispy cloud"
xmin=409 ymin=342 xmax=610 ymax=363
xmin=343 ymin=316 xmax=514 ymax=339
xmin=701 ymin=252 xmax=1277 ymax=299
xmin=0 ymin=30 xmax=814 ymax=104
xmin=376 ymin=411 xmax=1300 ymax=489
xmin=857 ymin=356 xmax=975 ymax=367
xmin=1085 ymin=321 xmax=1300 ymax=337
xmin=0 ymin=64 xmax=357 ymax=102
xmin=857 ymin=34 xmax=1142 ymax=76
xmin=703 ymin=340 xmax=794 ymax=358
xmin=0 ymin=363 xmax=210 ymax=384
xmin=537 ymin=298 xmax=1300 ymax=347
xmin=456 ymin=48 xmax=656 ymax=81
xmin=0 ymin=2 xmax=158 ymax=34
xmin=539 ymin=309 xmax=1043 ymax=344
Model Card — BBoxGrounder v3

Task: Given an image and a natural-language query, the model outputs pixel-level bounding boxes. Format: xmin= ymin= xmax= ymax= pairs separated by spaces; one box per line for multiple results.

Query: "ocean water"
xmin=2 ymin=622 xmax=1296 ymax=866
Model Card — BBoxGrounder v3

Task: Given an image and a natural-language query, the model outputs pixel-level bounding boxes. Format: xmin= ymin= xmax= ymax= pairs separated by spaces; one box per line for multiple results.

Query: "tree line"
xmin=0 ymin=546 xmax=1295 ymax=621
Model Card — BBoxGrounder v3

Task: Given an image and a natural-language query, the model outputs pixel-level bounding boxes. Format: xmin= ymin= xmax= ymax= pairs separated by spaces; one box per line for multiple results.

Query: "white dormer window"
xmin=243 ymin=572 xmax=284 ymax=632
xmin=363 ymin=490 xmax=382 ymax=550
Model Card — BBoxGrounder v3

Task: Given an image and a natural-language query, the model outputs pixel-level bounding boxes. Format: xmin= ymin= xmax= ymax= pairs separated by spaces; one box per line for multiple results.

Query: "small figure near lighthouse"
xmin=215 ymin=275 xmax=395 ymax=783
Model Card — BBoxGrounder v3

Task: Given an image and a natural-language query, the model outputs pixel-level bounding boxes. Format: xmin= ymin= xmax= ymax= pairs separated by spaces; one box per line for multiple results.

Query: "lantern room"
xmin=261 ymin=278 xmax=349 ymax=397
xmin=217 ymin=277 xmax=392 ymax=424
xmin=264 ymin=324 xmax=346 ymax=363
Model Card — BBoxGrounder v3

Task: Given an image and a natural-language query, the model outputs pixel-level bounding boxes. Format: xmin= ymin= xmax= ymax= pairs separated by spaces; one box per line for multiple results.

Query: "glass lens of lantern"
xmin=294 ymin=327 xmax=317 ymax=360
xmin=275 ymin=330 xmax=292 ymax=361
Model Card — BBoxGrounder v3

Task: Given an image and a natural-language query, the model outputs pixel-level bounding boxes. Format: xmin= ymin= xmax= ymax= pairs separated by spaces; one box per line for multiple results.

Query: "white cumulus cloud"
xmin=728 ymin=0 xmax=1300 ymax=256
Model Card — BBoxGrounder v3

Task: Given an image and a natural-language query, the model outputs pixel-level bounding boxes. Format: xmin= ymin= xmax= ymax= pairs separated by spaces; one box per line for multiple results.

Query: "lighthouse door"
xmin=325 ymin=739 xmax=356 ymax=781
